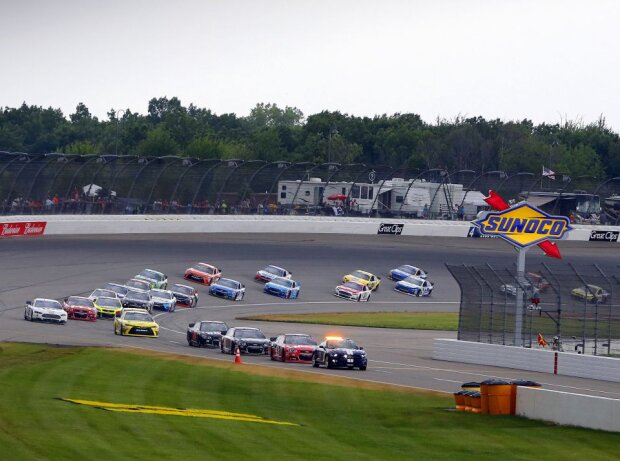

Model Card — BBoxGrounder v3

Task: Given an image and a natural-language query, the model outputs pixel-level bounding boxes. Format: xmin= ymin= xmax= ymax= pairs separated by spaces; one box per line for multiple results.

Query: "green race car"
xmin=135 ymin=269 xmax=168 ymax=289
xmin=571 ymin=284 xmax=610 ymax=303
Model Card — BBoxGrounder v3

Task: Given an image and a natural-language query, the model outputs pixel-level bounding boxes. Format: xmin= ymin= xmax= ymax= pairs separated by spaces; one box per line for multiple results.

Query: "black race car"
xmin=220 ymin=327 xmax=269 ymax=355
xmin=187 ymin=320 xmax=229 ymax=347
xmin=171 ymin=283 xmax=199 ymax=308
xmin=312 ymin=336 xmax=367 ymax=370
xmin=121 ymin=289 xmax=153 ymax=313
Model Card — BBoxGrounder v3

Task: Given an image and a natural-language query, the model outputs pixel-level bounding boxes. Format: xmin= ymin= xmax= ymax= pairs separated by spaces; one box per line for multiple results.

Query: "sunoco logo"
xmin=589 ymin=230 xmax=619 ymax=242
xmin=378 ymin=223 xmax=404 ymax=235
xmin=473 ymin=202 xmax=572 ymax=248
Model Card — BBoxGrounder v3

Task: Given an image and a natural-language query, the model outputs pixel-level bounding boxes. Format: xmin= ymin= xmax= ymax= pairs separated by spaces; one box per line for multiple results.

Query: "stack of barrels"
xmin=453 ymin=379 xmax=540 ymax=415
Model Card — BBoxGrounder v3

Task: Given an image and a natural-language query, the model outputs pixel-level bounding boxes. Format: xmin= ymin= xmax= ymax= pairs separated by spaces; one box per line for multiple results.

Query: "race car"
xmin=149 ymin=289 xmax=177 ymax=312
xmin=103 ymin=283 xmax=129 ymax=299
xmin=342 ymin=270 xmax=381 ymax=291
xmin=93 ymin=296 xmax=123 ymax=318
xmin=264 ymin=277 xmax=300 ymax=299
xmin=184 ymin=262 xmax=222 ymax=285
xmin=220 ymin=327 xmax=270 ymax=355
xmin=114 ymin=308 xmax=159 ymax=337
xmin=171 ymin=283 xmax=199 ymax=308
xmin=269 ymin=334 xmax=317 ymax=363
xmin=121 ymin=289 xmax=153 ymax=313
xmin=88 ymin=288 xmax=118 ymax=301
xmin=571 ymin=284 xmax=610 ymax=303
xmin=187 ymin=321 xmax=229 ymax=347
xmin=125 ymin=279 xmax=151 ymax=292
xmin=500 ymin=272 xmax=551 ymax=297
xmin=63 ymin=296 xmax=97 ymax=321
xmin=134 ymin=269 xmax=168 ymax=289
xmin=255 ymin=265 xmax=291 ymax=283
xmin=312 ymin=336 xmax=367 ymax=370
xmin=334 ymin=281 xmax=372 ymax=302
xmin=24 ymin=298 xmax=68 ymax=324
xmin=208 ymin=278 xmax=245 ymax=301
xmin=388 ymin=265 xmax=428 ymax=281
xmin=394 ymin=276 xmax=434 ymax=297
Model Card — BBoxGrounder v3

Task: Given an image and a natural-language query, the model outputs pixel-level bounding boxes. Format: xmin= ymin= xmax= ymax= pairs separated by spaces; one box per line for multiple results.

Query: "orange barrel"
xmin=510 ymin=380 xmax=542 ymax=415
xmin=470 ymin=391 xmax=482 ymax=414
xmin=461 ymin=381 xmax=480 ymax=392
xmin=479 ymin=380 xmax=493 ymax=414
xmin=462 ymin=391 xmax=473 ymax=412
xmin=485 ymin=379 xmax=512 ymax=415
xmin=453 ymin=390 xmax=467 ymax=411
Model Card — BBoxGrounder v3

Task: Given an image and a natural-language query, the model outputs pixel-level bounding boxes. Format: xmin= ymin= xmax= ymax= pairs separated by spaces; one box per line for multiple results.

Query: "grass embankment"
xmin=239 ymin=311 xmax=459 ymax=330
xmin=0 ymin=343 xmax=618 ymax=461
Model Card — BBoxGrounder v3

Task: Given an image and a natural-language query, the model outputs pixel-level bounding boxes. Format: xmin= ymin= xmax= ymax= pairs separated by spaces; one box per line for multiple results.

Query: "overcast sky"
xmin=2 ymin=0 xmax=619 ymax=130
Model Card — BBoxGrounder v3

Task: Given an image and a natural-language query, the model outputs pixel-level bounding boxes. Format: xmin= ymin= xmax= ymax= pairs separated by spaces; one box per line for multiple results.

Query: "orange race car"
xmin=184 ymin=262 xmax=222 ymax=285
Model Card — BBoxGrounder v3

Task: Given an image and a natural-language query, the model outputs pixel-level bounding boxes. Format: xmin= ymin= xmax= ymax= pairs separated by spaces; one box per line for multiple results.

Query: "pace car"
xmin=269 ymin=334 xmax=317 ymax=363
xmin=103 ymin=283 xmax=129 ymax=299
xmin=312 ymin=336 xmax=367 ymax=370
xmin=171 ymin=284 xmax=199 ymax=308
xmin=187 ymin=321 xmax=229 ymax=347
xmin=134 ymin=269 xmax=168 ymax=289
xmin=255 ymin=265 xmax=291 ymax=283
xmin=125 ymin=279 xmax=151 ymax=292
xmin=184 ymin=262 xmax=222 ymax=285
xmin=24 ymin=298 xmax=68 ymax=324
xmin=264 ymin=277 xmax=300 ymax=299
xmin=93 ymin=296 xmax=123 ymax=318
xmin=220 ymin=327 xmax=270 ymax=355
xmin=114 ymin=308 xmax=159 ymax=337
xmin=63 ymin=296 xmax=97 ymax=321
xmin=208 ymin=278 xmax=245 ymax=301
xmin=121 ymin=289 xmax=153 ymax=313
xmin=394 ymin=276 xmax=434 ymax=297
xmin=571 ymin=284 xmax=610 ymax=303
xmin=149 ymin=289 xmax=177 ymax=312
xmin=334 ymin=281 xmax=371 ymax=302
xmin=342 ymin=270 xmax=381 ymax=291
xmin=499 ymin=281 xmax=538 ymax=297
xmin=388 ymin=265 xmax=428 ymax=281
xmin=88 ymin=288 xmax=118 ymax=301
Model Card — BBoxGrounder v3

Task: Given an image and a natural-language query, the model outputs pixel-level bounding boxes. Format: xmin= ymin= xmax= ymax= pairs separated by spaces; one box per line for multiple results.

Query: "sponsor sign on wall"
xmin=589 ymin=230 xmax=619 ymax=242
xmin=0 ymin=221 xmax=47 ymax=238
xmin=377 ymin=223 xmax=404 ymax=235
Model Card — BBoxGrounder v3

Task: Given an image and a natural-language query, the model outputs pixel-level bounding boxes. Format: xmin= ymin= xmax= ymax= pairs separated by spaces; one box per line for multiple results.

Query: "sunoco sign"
xmin=378 ymin=223 xmax=404 ymax=235
xmin=589 ymin=230 xmax=619 ymax=242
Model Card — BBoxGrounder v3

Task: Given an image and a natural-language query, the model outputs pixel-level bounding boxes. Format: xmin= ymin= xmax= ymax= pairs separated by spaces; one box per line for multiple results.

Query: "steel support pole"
xmin=514 ymin=247 xmax=529 ymax=346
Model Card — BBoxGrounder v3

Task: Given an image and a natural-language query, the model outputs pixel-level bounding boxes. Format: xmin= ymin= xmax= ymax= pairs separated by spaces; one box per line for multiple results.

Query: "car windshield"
xmin=284 ymin=335 xmax=316 ymax=345
xmin=138 ymin=270 xmax=161 ymax=280
xmin=264 ymin=266 xmax=283 ymax=276
xmin=326 ymin=339 xmax=358 ymax=349
xmin=34 ymin=299 xmax=62 ymax=309
xmin=200 ymin=322 xmax=227 ymax=332
xmin=125 ymin=312 xmax=153 ymax=322
xmin=217 ymin=279 xmax=239 ymax=289
xmin=351 ymin=271 xmax=370 ymax=281
xmin=97 ymin=297 xmax=121 ymax=308
xmin=272 ymin=278 xmax=293 ymax=288
xmin=151 ymin=290 xmax=173 ymax=299
xmin=404 ymin=277 xmax=424 ymax=287
xmin=398 ymin=265 xmax=416 ymax=274
xmin=234 ymin=329 xmax=266 ymax=339
xmin=343 ymin=282 xmax=364 ymax=290
xmin=128 ymin=292 xmax=150 ymax=301
xmin=67 ymin=296 xmax=94 ymax=307
xmin=91 ymin=289 xmax=115 ymax=298
xmin=126 ymin=280 xmax=148 ymax=290
xmin=105 ymin=284 xmax=128 ymax=295
xmin=194 ymin=264 xmax=215 ymax=274
xmin=173 ymin=285 xmax=193 ymax=295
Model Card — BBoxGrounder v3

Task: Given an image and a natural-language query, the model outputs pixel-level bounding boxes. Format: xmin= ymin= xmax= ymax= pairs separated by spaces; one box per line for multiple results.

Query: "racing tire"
xmin=270 ymin=350 xmax=276 ymax=361
xmin=325 ymin=357 xmax=333 ymax=369
xmin=115 ymin=324 xmax=119 ymax=335
xmin=281 ymin=350 xmax=286 ymax=362
xmin=357 ymin=294 xmax=362 ymax=302
xmin=312 ymin=356 xmax=320 ymax=368
xmin=359 ymin=365 xmax=367 ymax=371
xmin=60 ymin=321 xmax=67 ymax=325
xmin=24 ymin=310 xmax=28 ymax=320
xmin=416 ymin=291 xmax=421 ymax=297
xmin=347 ymin=366 xmax=353 ymax=370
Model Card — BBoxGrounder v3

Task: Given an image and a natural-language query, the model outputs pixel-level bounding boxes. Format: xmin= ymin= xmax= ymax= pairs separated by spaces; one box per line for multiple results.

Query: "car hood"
xmin=32 ymin=306 xmax=66 ymax=315
xmin=123 ymin=320 xmax=158 ymax=327
xmin=337 ymin=285 xmax=361 ymax=293
xmin=328 ymin=348 xmax=364 ymax=354
xmin=235 ymin=337 xmax=269 ymax=343
xmin=151 ymin=296 xmax=173 ymax=302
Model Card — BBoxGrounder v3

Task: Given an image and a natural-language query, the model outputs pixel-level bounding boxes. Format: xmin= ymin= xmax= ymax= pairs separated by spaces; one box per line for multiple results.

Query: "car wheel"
xmin=360 ymin=365 xmax=367 ymax=371
xmin=312 ymin=355 xmax=320 ymax=368
xmin=416 ymin=291 xmax=421 ymax=297
xmin=281 ymin=350 xmax=286 ymax=362
xmin=115 ymin=323 xmax=119 ymax=335
xmin=220 ymin=343 xmax=226 ymax=354
xmin=347 ymin=366 xmax=353 ymax=370
xmin=270 ymin=349 xmax=276 ymax=361
xmin=24 ymin=309 xmax=28 ymax=320
xmin=325 ymin=356 xmax=333 ymax=369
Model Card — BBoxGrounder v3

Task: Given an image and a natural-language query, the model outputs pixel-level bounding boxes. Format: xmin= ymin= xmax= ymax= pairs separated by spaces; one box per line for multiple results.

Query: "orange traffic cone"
xmin=234 ymin=346 xmax=242 ymax=364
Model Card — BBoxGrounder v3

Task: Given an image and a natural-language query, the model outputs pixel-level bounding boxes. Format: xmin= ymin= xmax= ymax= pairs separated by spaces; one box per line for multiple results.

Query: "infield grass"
xmin=239 ymin=311 xmax=459 ymax=330
xmin=0 ymin=343 xmax=618 ymax=461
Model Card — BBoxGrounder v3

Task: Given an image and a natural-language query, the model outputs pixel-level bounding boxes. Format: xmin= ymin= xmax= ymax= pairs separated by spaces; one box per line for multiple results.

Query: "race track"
xmin=1 ymin=233 xmax=619 ymax=398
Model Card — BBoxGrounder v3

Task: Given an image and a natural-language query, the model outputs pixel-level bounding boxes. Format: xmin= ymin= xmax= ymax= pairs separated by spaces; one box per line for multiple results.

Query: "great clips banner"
xmin=0 ymin=221 xmax=47 ymax=238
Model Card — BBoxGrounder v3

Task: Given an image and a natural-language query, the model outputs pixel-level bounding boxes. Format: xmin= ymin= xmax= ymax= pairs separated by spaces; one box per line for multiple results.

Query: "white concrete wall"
xmin=517 ymin=386 xmax=620 ymax=432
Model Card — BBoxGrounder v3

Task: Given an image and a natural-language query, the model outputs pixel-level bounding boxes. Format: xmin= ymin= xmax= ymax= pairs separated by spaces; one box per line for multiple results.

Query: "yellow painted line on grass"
xmin=62 ymin=399 xmax=299 ymax=426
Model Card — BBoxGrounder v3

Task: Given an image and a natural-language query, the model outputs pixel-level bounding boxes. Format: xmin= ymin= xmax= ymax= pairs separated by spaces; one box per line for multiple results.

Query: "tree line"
xmin=1 ymin=97 xmax=619 ymax=178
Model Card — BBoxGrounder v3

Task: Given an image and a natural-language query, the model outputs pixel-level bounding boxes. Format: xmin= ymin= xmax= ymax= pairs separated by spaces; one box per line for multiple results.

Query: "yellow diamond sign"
xmin=473 ymin=202 xmax=572 ymax=248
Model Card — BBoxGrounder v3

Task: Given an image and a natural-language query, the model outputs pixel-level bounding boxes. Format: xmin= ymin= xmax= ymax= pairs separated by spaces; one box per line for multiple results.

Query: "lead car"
xmin=312 ymin=336 xmax=367 ymax=370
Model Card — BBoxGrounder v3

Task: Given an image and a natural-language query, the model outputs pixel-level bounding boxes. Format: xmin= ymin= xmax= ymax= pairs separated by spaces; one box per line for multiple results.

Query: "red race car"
xmin=184 ymin=262 xmax=222 ymax=286
xmin=63 ymin=296 xmax=97 ymax=321
xmin=269 ymin=334 xmax=318 ymax=363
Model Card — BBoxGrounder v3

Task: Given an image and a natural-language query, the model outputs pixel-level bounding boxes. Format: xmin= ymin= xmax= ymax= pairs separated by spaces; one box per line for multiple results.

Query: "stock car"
xmin=208 ymin=278 xmax=245 ymax=301
xmin=220 ymin=327 xmax=270 ymax=355
xmin=135 ymin=269 xmax=168 ymax=289
xmin=24 ymin=298 xmax=68 ymax=324
xmin=186 ymin=321 xmax=229 ymax=347
xmin=125 ymin=279 xmax=151 ymax=292
xmin=93 ymin=296 xmax=123 ymax=318
xmin=184 ymin=262 xmax=222 ymax=285
xmin=63 ymin=296 xmax=97 ymax=321
xmin=312 ymin=336 xmax=367 ymax=370
xmin=104 ymin=283 xmax=129 ymax=299
xmin=149 ymin=289 xmax=177 ymax=312
xmin=88 ymin=288 xmax=118 ymax=301
xmin=121 ymin=290 xmax=154 ymax=313
xmin=571 ymin=284 xmax=610 ymax=303
xmin=269 ymin=334 xmax=317 ymax=363
xmin=264 ymin=277 xmax=300 ymax=299
xmin=500 ymin=272 xmax=551 ymax=297
xmin=388 ymin=265 xmax=428 ymax=281
xmin=395 ymin=276 xmax=434 ymax=297
xmin=334 ymin=281 xmax=372 ymax=302
xmin=171 ymin=284 xmax=199 ymax=308
xmin=114 ymin=308 xmax=159 ymax=337
xmin=342 ymin=270 xmax=381 ymax=291
xmin=255 ymin=265 xmax=292 ymax=283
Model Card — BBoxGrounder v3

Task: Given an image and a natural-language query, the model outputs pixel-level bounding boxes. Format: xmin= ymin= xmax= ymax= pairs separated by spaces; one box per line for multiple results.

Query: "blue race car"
xmin=388 ymin=264 xmax=428 ymax=281
xmin=208 ymin=278 xmax=245 ymax=301
xmin=264 ymin=277 xmax=300 ymax=299
xmin=394 ymin=276 xmax=434 ymax=297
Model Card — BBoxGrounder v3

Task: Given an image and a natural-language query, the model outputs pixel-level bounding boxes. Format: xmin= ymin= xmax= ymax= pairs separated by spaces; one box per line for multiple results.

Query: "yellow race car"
xmin=571 ymin=284 xmax=609 ymax=303
xmin=342 ymin=270 xmax=381 ymax=291
xmin=114 ymin=308 xmax=159 ymax=337
xmin=93 ymin=296 xmax=123 ymax=319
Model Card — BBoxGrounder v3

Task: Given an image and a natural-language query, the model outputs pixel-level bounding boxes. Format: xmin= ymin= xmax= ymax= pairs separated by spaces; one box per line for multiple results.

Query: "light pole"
xmin=114 ymin=109 xmax=126 ymax=156
xmin=327 ymin=125 xmax=338 ymax=163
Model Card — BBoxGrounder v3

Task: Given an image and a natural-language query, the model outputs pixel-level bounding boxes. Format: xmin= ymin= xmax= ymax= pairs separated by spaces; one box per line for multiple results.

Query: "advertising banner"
xmin=0 ymin=221 xmax=47 ymax=238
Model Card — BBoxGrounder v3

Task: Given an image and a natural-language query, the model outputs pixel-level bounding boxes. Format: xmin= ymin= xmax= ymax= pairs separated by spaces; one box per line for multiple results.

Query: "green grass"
xmin=239 ymin=311 xmax=459 ymax=330
xmin=0 ymin=343 xmax=619 ymax=461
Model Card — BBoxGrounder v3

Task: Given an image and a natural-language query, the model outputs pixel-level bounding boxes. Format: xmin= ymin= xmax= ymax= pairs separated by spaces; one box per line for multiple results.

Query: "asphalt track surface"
xmin=1 ymin=233 xmax=619 ymax=398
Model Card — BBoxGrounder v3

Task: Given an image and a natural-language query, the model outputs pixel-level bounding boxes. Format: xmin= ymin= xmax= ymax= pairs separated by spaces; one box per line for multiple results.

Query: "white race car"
xmin=334 ymin=281 xmax=372 ymax=302
xmin=24 ymin=298 xmax=68 ymax=324
xmin=394 ymin=276 xmax=434 ymax=297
